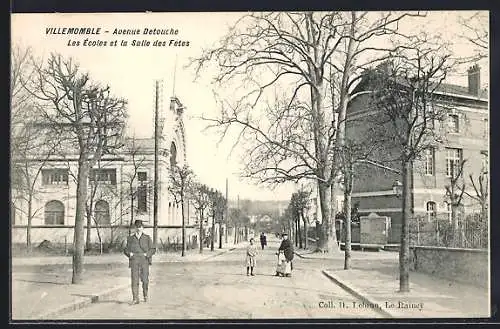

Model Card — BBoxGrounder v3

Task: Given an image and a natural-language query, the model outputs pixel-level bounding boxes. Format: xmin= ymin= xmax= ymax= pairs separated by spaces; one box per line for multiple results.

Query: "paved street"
xmin=53 ymin=241 xmax=382 ymax=319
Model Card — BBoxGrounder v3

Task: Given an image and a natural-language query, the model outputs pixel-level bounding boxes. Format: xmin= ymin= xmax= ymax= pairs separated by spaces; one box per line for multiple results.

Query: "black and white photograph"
xmin=10 ymin=10 xmax=490 ymax=320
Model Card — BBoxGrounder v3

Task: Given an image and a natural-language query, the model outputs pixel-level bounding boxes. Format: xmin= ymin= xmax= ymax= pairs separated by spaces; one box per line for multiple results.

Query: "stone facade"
xmin=346 ymin=67 xmax=489 ymax=243
xmin=11 ymin=97 xmax=202 ymax=246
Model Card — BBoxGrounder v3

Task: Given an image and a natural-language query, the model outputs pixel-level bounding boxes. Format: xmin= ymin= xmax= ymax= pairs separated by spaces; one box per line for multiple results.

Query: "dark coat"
xmin=123 ymin=233 xmax=156 ymax=267
xmin=260 ymin=234 xmax=267 ymax=245
xmin=278 ymin=239 xmax=294 ymax=261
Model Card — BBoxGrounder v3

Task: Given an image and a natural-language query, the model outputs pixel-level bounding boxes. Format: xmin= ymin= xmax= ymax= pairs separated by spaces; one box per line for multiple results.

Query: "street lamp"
xmin=392 ymin=180 xmax=403 ymax=198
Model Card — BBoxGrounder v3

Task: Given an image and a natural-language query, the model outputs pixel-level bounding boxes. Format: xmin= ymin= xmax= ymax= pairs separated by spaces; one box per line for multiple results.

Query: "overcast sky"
xmin=11 ymin=11 xmax=488 ymax=201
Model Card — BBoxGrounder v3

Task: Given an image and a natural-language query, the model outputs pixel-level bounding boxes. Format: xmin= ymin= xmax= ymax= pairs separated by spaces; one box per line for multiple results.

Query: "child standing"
xmin=246 ymin=238 xmax=258 ymax=276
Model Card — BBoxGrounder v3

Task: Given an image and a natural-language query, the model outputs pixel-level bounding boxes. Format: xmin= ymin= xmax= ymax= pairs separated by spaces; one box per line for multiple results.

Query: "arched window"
xmin=426 ymin=201 xmax=437 ymax=221
xmin=45 ymin=200 xmax=65 ymax=225
xmin=95 ymin=200 xmax=110 ymax=225
xmin=170 ymin=142 xmax=177 ymax=168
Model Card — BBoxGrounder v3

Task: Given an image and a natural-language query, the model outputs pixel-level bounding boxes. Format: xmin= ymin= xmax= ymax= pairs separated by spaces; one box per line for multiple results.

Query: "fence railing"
xmin=409 ymin=215 xmax=488 ymax=249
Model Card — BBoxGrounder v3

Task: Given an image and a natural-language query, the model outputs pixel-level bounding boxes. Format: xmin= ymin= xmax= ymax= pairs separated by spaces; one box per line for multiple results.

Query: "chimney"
xmin=467 ymin=64 xmax=481 ymax=96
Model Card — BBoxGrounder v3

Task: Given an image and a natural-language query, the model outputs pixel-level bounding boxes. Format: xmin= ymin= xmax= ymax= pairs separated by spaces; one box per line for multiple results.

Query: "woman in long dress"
xmin=276 ymin=233 xmax=294 ymax=277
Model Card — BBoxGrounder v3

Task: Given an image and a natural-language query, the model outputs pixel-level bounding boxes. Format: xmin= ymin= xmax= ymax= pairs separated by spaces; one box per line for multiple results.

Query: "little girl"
xmin=246 ymin=238 xmax=258 ymax=276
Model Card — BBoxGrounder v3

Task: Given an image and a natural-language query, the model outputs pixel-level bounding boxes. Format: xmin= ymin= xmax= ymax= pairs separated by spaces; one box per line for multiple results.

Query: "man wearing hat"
xmin=123 ymin=220 xmax=156 ymax=304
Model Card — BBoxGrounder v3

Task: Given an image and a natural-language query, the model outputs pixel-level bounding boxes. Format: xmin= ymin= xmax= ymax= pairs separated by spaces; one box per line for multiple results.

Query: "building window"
xmin=426 ymin=201 xmax=437 ymax=221
xmin=138 ymin=172 xmax=147 ymax=182
xmin=447 ymin=114 xmax=459 ymax=133
xmin=137 ymin=185 xmax=147 ymax=213
xmin=445 ymin=148 xmax=462 ymax=177
xmin=44 ymin=200 xmax=65 ymax=225
xmin=424 ymin=148 xmax=435 ymax=175
xmin=95 ymin=200 xmax=110 ymax=225
xmin=89 ymin=169 xmax=117 ymax=185
xmin=42 ymin=169 xmax=69 ymax=185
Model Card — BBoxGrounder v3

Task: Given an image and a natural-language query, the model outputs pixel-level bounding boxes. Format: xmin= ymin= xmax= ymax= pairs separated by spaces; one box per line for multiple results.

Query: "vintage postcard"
xmin=10 ymin=11 xmax=490 ymax=321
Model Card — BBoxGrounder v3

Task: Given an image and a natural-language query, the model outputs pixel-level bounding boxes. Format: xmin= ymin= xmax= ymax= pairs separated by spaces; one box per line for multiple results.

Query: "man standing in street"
xmin=123 ymin=220 xmax=156 ymax=304
xmin=259 ymin=232 xmax=267 ymax=250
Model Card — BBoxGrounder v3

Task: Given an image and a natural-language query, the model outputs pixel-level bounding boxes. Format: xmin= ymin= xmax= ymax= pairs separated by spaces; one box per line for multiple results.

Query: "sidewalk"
xmin=322 ymin=260 xmax=490 ymax=318
xmin=295 ymin=248 xmax=399 ymax=261
xmin=12 ymin=241 xmax=247 ymax=267
xmin=11 ymin=242 xmax=246 ymax=320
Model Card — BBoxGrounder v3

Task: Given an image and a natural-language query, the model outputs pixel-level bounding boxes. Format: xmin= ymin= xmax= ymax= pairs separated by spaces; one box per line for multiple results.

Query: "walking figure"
xmin=275 ymin=233 xmax=294 ymax=277
xmin=123 ymin=220 xmax=156 ymax=304
xmin=246 ymin=238 xmax=257 ymax=276
xmin=259 ymin=232 xmax=267 ymax=250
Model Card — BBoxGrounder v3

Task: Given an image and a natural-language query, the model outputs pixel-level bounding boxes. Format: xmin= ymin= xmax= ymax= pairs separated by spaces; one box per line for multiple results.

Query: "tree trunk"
xmin=129 ymin=191 xmax=134 ymax=235
xmin=211 ymin=213 xmax=215 ymax=251
xmin=297 ymin=215 xmax=303 ymax=249
xmin=234 ymin=225 xmax=237 ymax=244
xmin=72 ymin=154 xmax=89 ymax=284
xmin=318 ymin=181 xmax=339 ymax=253
xmin=302 ymin=211 xmax=308 ymax=249
xmin=344 ymin=188 xmax=352 ymax=270
xmin=27 ymin=195 xmax=33 ymax=252
xmin=95 ymin=224 xmax=102 ymax=255
xmin=451 ymin=184 xmax=459 ymax=248
xmin=199 ymin=209 xmax=204 ymax=254
xmin=219 ymin=218 xmax=223 ymax=249
xmin=181 ymin=199 xmax=186 ymax=257
xmin=86 ymin=209 xmax=92 ymax=251
xmin=399 ymin=159 xmax=412 ymax=292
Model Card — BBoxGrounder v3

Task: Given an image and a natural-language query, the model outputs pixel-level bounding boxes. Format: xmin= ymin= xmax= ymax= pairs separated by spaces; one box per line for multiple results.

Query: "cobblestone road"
xmin=55 ymin=243 xmax=382 ymax=320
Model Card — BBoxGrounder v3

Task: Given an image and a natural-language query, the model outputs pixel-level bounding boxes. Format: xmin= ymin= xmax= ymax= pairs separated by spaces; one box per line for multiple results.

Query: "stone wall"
xmin=409 ymin=246 xmax=488 ymax=288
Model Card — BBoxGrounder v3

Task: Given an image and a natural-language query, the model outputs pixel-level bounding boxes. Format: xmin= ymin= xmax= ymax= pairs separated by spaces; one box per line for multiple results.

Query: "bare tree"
xmin=10 ymin=46 xmax=62 ymax=251
xmin=465 ymin=163 xmax=488 ymax=224
xmin=190 ymin=182 xmax=211 ymax=253
xmin=289 ymin=189 xmax=311 ymax=249
xmin=120 ymin=137 xmax=151 ymax=233
xmin=444 ymin=159 xmax=467 ymax=247
xmin=337 ymin=139 xmax=378 ymax=269
xmin=168 ymin=164 xmax=194 ymax=257
xmin=207 ymin=189 xmax=226 ymax=251
xmin=457 ymin=11 xmax=488 ymax=60
xmin=190 ymin=11 xmax=424 ymax=254
xmin=25 ymin=54 xmax=127 ymax=284
xmin=365 ymin=36 xmax=453 ymax=291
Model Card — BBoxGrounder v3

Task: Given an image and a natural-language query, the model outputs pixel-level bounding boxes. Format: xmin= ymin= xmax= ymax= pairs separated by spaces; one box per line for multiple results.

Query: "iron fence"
xmin=409 ymin=214 xmax=488 ymax=249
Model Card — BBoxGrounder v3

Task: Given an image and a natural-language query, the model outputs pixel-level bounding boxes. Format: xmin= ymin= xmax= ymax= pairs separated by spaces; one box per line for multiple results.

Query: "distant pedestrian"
xmin=246 ymin=238 xmax=258 ymax=276
xmin=123 ymin=220 xmax=156 ymax=304
xmin=260 ymin=232 xmax=267 ymax=250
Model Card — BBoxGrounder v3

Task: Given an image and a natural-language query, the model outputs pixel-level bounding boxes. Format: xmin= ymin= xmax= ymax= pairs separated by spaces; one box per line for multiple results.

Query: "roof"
xmin=435 ymin=82 xmax=488 ymax=100
xmin=124 ymin=137 xmax=154 ymax=151
xmin=352 ymin=67 xmax=488 ymax=103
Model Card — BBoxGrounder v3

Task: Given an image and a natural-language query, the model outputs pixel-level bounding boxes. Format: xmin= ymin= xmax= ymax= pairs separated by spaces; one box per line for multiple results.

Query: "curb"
xmin=31 ymin=246 xmax=242 ymax=319
xmin=321 ymin=270 xmax=395 ymax=318
xmin=36 ymin=282 xmax=129 ymax=320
